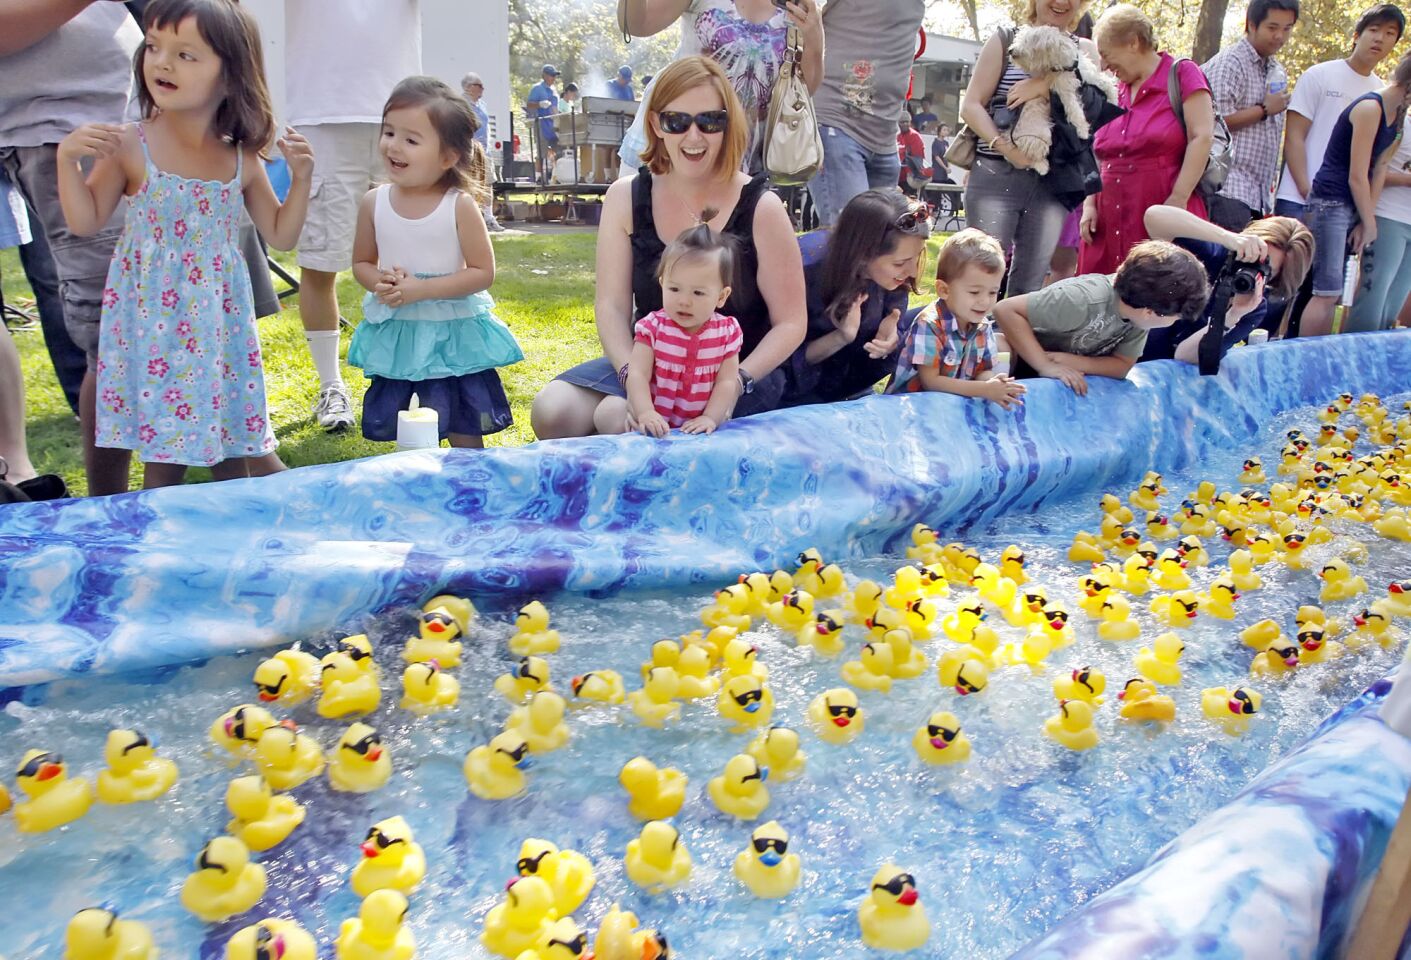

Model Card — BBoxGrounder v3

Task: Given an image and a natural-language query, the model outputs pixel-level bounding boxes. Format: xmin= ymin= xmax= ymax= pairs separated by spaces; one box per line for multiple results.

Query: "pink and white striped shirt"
xmin=634 ymin=308 xmax=743 ymax=427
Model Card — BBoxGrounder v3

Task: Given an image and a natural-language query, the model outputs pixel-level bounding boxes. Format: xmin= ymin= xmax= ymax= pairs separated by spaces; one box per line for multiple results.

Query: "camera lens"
xmin=1232 ymin=269 xmax=1258 ymax=295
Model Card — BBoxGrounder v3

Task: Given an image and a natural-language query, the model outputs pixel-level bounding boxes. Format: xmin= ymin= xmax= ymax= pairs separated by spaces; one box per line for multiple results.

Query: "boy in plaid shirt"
xmin=889 ymin=229 xmax=1026 ymax=408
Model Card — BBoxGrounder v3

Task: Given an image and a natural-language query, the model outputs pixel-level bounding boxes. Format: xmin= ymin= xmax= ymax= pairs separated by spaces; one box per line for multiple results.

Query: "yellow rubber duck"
xmin=1280 ymin=531 xmax=1311 ymax=569
xmin=717 ymin=674 xmax=775 ymax=730
xmin=515 ymin=838 xmax=595 ymax=916
xmin=1250 ymin=637 xmax=1301 ymax=677
xmin=1097 ymin=595 xmax=1141 ymax=642
xmin=1178 ymin=502 xmax=1216 ymax=538
xmin=940 ymin=597 xmax=988 ymax=645
xmin=1068 ymin=530 xmax=1107 ymax=563
xmin=1187 ymin=479 xmax=1218 ymax=506
xmin=1005 ymin=587 xmax=1050 ymax=628
xmin=336 ymin=634 xmax=381 ymax=679
xmin=1238 ymin=618 xmax=1283 ymax=651
xmin=254 ymin=724 xmax=325 ymax=791
xmin=629 ymin=667 xmax=682 ymax=728
xmin=1296 ymin=625 xmax=1343 ymax=665
xmin=625 ymin=821 xmax=692 ymax=892
xmin=1000 ymin=629 xmax=1053 ymax=673
xmin=998 ymin=544 xmax=1029 ymax=584
xmin=1200 ymin=575 xmax=1241 ymax=620
xmin=859 ymin=865 xmax=930 ymax=952
xmin=495 ymin=656 xmax=551 ymax=705
xmin=793 ymin=546 xmax=825 ymax=581
xmin=936 ymin=650 xmax=990 ymax=695
xmin=1119 ymin=552 xmax=1153 ymax=595
xmin=1318 ymin=558 xmax=1368 ymax=602
xmin=736 ymin=571 xmax=776 ymax=616
xmin=1077 ymin=573 xmax=1114 ymax=619
xmin=569 ymin=669 xmax=626 ymax=705
xmin=940 ymin=542 xmax=983 ymax=582
xmin=1150 ymin=549 xmax=1191 ymax=591
xmin=225 ymin=918 xmax=317 ymax=960
xmin=1227 ymin=549 xmax=1263 ymax=592
xmin=13 ymin=749 xmax=92 ymax=833
xmin=1245 ymin=532 xmax=1277 ymax=568
xmin=95 ymin=729 xmax=178 ymax=804
xmin=516 ymin=917 xmax=592 ymax=960
xmin=1201 ymin=685 xmax=1261 ymax=736
xmin=1116 ymin=678 xmax=1176 ymax=723
xmin=1134 ymin=633 xmax=1185 ymax=685
xmin=1175 ymin=534 xmax=1210 ymax=567
xmin=708 ymin=753 xmax=771 ymax=819
xmin=593 ymin=904 xmax=669 ymax=960
xmin=328 ymin=723 xmax=392 ymax=793
xmin=1038 ymin=604 xmax=1076 ymax=649
xmin=765 ymin=588 xmax=815 ymax=632
xmin=181 ymin=835 xmax=267 ymax=922
xmin=901 ymin=596 xmax=939 ymax=640
xmin=1219 ymin=518 xmax=1249 ymax=549
xmin=970 ymin=562 xmax=1017 ymax=609
xmin=252 ymin=647 xmax=321 ymax=705
xmin=1149 ymin=590 xmax=1199 ymax=628
xmin=840 ymin=641 xmax=895 ymax=693
xmin=424 ymin=593 xmax=475 ymax=634
xmin=1129 ymin=480 xmax=1162 ymax=513
xmin=865 ymin=604 xmax=906 ymax=641
xmin=639 ymin=639 xmax=680 ymax=681
xmin=806 ymin=562 xmax=848 ymax=599
xmin=847 ymin=579 xmax=884 ymax=625
xmin=905 ymin=523 xmax=941 ymax=561
xmin=1101 ymin=492 xmax=1136 ymax=525
xmin=808 ymin=687 xmax=865 ymax=745
xmin=464 ymin=730 xmax=531 ymax=800
xmin=880 ymin=627 xmax=927 ymax=679
xmin=317 ymin=651 xmax=381 ymax=719
xmin=225 ymin=775 xmax=303 ymax=851
xmin=64 ymin=907 xmax=155 ymax=960
xmin=1239 ymin=457 xmax=1267 ymax=484
xmin=1385 ymin=580 xmax=1411 ymax=618
xmin=1044 ymin=699 xmax=1099 ymax=750
xmin=673 ymin=644 xmax=719 ymax=699
xmin=1145 ymin=511 xmax=1177 ymax=542
xmin=701 ymin=584 xmax=752 ymax=632
xmin=966 ymin=624 xmax=1002 ymax=666
xmin=508 ymin=600 xmax=560 ymax=657
xmin=1374 ymin=510 xmax=1411 ymax=541
xmin=1347 ymin=601 xmax=1397 ymax=651
xmin=721 ymin=636 xmax=768 ymax=681
xmin=505 ymin=691 xmax=571 ymax=753
xmin=747 ymin=726 xmax=807 ymax=782
xmin=350 ymin=815 xmax=427 ymax=898
xmin=407 ymin=602 xmax=466 ymax=665
xmin=912 ymin=710 xmax=971 ymax=765
xmin=210 ymin=704 xmax=277 ymax=759
xmin=400 ymin=660 xmax=461 ymax=714
xmin=734 ymin=820 xmax=801 ymax=898
xmin=1052 ymin=665 xmax=1106 ymax=706
xmin=796 ymin=610 xmax=848 ymax=657
xmin=618 ymin=756 xmax=687 ymax=820
xmin=338 ymin=889 xmax=416 ymax=960
xmin=1295 ymin=603 xmax=1345 ymax=638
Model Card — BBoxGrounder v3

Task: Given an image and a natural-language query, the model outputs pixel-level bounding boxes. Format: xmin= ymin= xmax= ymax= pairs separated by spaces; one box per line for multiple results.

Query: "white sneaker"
xmin=314 ymin=382 xmax=354 ymax=431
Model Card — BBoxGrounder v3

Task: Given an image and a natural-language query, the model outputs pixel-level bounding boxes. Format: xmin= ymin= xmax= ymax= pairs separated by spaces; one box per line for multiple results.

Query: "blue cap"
xmin=618 ymin=65 xmax=633 ymax=79
xmin=542 ymin=64 xmax=560 ymax=77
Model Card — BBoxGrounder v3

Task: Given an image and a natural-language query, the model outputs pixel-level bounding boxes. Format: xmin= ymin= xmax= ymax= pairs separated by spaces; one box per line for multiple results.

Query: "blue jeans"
xmin=17 ymin=219 xmax=84 ymax=414
xmin=807 ymin=126 xmax=901 ymax=227
xmin=964 ymin=154 xmax=1069 ymax=297
xmin=1273 ymin=198 xmax=1305 ymax=220
xmin=1347 ymin=215 xmax=1411 ymax=332
xmin=1302 ymin=197 xmax=1355 ymax=297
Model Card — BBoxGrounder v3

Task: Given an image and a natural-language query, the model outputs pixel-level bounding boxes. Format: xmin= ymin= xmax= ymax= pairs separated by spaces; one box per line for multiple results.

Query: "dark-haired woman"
xmin=784 ymin=189 xmax=930 ymax=405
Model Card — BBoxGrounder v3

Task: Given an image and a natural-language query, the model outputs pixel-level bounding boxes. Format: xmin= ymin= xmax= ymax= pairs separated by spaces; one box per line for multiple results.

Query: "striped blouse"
xmin=634 ymin=309 xmax=743 ymax=427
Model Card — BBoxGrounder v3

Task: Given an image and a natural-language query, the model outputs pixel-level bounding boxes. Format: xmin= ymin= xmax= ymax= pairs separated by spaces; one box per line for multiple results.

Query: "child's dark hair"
xmin=382 ymin=76 xmax=491 ymax=206
xmin=822 ymin=189 xmax=931 ymax=325
xmin=137 ymin=0 xmax=275 ymax=151
xmin=656 ymin=215 xmax=736 ymax=291
xmin=1113 ymin=241 xmax=1210 ymax=320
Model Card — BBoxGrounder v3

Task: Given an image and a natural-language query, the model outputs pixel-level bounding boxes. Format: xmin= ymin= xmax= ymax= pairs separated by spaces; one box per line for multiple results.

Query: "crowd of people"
xmin=0 ymin=0 xmax=1408 ymax=502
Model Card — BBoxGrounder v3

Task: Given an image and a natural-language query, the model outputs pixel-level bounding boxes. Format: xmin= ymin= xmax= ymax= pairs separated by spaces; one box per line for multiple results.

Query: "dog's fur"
xmin=1005 ymin=25 xmax=1118 ymax=175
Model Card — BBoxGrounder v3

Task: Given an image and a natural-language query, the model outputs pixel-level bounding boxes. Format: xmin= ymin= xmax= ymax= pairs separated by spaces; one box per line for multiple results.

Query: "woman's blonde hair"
xmin=1095 ymin=4 xmax=1157 ymax=51
xmin=1243 ymin=216 xmax=1313 ymax=300
xmin=1025 ymin=0 xmax=1094 ymax=31
xmin=639 ymin=55 xmax=748 ymax=179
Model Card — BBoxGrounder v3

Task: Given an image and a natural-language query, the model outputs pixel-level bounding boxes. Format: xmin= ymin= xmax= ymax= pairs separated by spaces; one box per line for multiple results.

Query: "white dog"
xmin=1006 ymin=25 xmax=1118 ymax=175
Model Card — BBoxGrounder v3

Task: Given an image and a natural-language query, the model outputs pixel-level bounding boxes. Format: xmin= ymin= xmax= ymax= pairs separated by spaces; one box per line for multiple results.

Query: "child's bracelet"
xmin=617 ymin=363 xmax=630 ymax=388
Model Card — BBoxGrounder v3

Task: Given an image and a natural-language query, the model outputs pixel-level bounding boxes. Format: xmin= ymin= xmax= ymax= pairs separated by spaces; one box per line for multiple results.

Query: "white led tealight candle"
xmin=396 ymin=393 xmax=440 ymax=450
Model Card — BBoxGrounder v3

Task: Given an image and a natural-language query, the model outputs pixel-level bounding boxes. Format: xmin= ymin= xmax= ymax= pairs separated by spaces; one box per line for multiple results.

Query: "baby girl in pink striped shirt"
xmin=619 ymin=220 xmax=743 ymax=437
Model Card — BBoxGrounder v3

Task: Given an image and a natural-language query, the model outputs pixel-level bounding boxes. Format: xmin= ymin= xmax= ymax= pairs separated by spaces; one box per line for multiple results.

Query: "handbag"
xmin=944 ymin=25 xmax=1015 ymax=171
xmin=1169 ymin=58 xmax=1233 ymax=197
xmin=764 ymin=23 xmax=824 ymax=186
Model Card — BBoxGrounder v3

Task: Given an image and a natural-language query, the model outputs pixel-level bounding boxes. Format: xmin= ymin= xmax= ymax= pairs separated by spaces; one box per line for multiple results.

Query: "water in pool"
xmin=2 ymin=394 xmax=1409 ymax=959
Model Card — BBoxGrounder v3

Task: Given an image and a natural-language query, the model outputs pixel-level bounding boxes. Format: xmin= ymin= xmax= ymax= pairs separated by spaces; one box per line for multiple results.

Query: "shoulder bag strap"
xmin=1169 ymin=57 xmax=1188 ymax=134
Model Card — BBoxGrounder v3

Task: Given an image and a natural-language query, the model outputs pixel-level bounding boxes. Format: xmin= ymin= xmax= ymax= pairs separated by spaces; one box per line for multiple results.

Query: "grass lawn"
xmin=6 ymin=230 xmax=943 ymax=497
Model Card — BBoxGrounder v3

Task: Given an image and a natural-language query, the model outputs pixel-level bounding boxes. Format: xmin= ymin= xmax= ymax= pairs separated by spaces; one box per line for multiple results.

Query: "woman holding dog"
xmin=1079 ymin=5 xmax=1215 ymax=274
xmin=960 ymin=0 xmax=1101 ymax=297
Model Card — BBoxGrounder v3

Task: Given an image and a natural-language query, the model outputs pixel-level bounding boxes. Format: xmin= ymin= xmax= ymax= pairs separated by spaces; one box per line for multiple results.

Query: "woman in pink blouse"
xmin=1079 ymin=5 xmax=1215 ymax=274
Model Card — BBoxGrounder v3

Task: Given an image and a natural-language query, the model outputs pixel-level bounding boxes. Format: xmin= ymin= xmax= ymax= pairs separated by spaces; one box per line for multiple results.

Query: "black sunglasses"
xmin=658 ymin=110 xmax=729 ymax=135
xmin=548 ymin=933 xmax=588 ymax=955
xmin=17 ymin=751 xmax=61 ymax=778
xmin=827 ymin=703 xmax=858 ymax=719
xmin=518 ymin=850 xmax=549 ymax=874
xmin=753 ymin=836 xmax=788 ymax=855
xmin=926 ymin=723 xmax=957 ymax=741
xmin=894 ymin=203 xmax=930 ymax=233
xmin=365 ymin=826 xmax=404 ymax=849
xmin=873 ymin=873 xmax=916 ymax=896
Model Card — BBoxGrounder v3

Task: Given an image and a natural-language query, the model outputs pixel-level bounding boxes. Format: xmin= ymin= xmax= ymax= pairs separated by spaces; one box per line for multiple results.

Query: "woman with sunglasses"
xmin=783 ymin=189 xmax=930 ymax=405
xmin=531 ymin=56 xmax=807 ymax=439
xmin=614 ymin=0 xmax=823 ymax=177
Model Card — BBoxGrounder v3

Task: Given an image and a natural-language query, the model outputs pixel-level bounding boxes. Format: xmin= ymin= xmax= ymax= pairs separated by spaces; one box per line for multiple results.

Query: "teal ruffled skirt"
xmin=348 ymin=288 xmax=524 ymax=380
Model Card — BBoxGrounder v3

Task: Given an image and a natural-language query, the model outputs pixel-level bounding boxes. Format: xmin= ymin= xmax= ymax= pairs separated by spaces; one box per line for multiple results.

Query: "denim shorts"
xmin=1303 ymin=197 xmax=1356 ymax=297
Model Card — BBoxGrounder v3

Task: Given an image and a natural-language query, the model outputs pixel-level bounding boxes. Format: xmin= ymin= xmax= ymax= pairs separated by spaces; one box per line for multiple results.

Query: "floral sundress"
xmin=96 ymin=124 xmax=275 ymax=466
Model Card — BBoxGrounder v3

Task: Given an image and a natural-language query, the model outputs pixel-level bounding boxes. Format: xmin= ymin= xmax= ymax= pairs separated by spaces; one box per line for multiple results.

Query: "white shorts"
xmin=296 ymin=123 xmax=383 ymax=272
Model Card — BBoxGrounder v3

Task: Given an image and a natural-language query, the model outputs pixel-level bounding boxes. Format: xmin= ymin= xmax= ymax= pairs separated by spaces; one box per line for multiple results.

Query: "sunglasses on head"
xmin=894 ymin=203 xmax=930 ymax=233
xmin=658 ymin=110 xmax=729 ymax=135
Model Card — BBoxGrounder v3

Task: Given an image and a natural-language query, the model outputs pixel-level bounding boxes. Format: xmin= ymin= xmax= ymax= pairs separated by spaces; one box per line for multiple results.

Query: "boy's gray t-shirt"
xmin=814 ymin=0 xmax=926 ymax=155
xmin=0 ymin=5 xmax=141 ymax=147
xmin=1027 ymin=273 xmax=1149 ymax=360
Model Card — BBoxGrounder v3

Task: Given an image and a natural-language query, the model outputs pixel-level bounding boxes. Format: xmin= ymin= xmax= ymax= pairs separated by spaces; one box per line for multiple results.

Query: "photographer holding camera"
xmin=1138 ymin=205 xmax=1312 ymax=365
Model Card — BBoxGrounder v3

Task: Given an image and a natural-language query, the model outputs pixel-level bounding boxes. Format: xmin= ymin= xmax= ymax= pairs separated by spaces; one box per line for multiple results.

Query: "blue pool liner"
xmin=2 ymin=331 xmax=1411 ymax=958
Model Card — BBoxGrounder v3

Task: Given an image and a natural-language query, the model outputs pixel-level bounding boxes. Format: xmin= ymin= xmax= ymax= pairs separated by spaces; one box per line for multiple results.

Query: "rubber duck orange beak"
xmin=898 ymin=888 xmax=918 ymax=906
xmin=832 ymin=716 xmax=850 ymax=728
xmin=1227 ymin=699 xmax=1244 ymax=715
xmin=930 ymin=736 xmax=949 ymax=749
xmin=1355 ymin=614 xmax=1368 ymax=626
xmin=361 ymin=841 xmax=380 ymax=858
xmin=427 ymin=621 xmax=445 ymax=633
xmin=37 ymin=763 xmax=61 ymax=781
xmin=365 ymin=747 xmax=383 ymax=762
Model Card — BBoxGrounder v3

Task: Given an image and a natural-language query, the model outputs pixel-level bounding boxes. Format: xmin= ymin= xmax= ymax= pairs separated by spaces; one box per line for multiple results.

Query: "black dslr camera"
xmin=1196 ymin=253 xmax=1273 ymax=376
xmin=1228 ymin=257 xmax=1273 ymax=297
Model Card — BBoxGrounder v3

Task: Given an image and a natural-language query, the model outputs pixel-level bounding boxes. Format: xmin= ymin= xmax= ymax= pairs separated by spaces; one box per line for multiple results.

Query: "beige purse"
xmin=763 ymin=24 xmax=823 ymax=186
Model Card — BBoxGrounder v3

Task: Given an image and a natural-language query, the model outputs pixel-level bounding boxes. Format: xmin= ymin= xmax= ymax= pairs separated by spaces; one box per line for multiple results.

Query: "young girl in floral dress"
xmin=56 ymin=0 xmax=312 ymax=488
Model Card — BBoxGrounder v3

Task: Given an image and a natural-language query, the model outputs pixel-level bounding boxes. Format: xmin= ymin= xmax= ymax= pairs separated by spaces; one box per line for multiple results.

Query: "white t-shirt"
xmin=284 ymin=0 xmax=421 ymax=127
xmin=1276 ymin=58 xmax=1382 ymax=205
xmin=1376 ymin=113 xmax=1411 ymax=222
